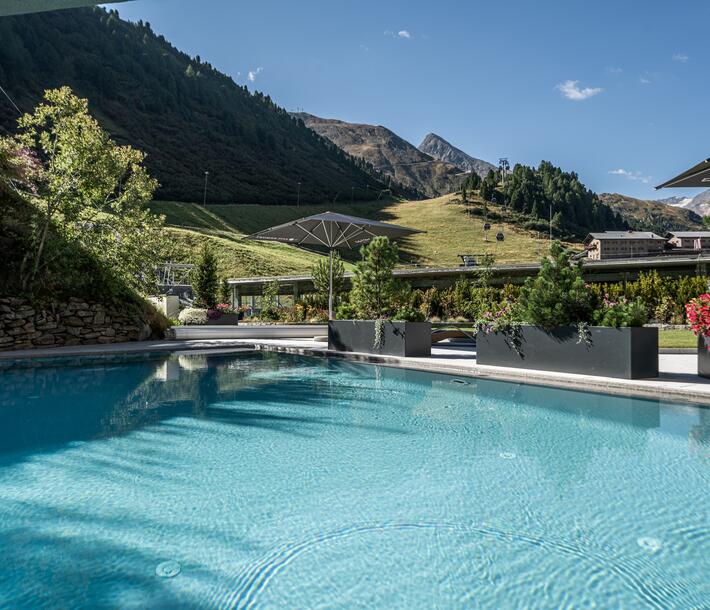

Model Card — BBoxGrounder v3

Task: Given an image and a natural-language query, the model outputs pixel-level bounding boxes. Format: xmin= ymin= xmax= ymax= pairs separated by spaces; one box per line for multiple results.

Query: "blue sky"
xmin=110 ymin=0 xmax=708 ymax=200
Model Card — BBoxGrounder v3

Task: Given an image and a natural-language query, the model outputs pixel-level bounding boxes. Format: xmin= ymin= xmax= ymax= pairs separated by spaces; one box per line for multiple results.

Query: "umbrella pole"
xmin=328 ymin=249 xmax=334 ymax=320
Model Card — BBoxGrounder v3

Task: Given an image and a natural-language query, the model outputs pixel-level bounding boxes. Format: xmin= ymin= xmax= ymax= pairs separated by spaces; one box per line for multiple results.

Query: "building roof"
xmin=665 ymin=231 xmax=710 ymax=238
xmin=584 ymin=231 xmax=665 ymax=244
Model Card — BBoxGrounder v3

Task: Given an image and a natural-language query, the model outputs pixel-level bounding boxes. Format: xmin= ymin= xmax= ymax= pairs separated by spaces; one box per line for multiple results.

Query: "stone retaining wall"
xmin=0 ymin=297 xmax=152 ymax=351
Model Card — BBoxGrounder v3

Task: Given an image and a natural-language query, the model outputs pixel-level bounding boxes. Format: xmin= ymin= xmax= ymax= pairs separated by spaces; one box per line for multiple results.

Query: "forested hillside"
xmin=495 ymin=161 xmax=629 ymax=237
xmin=0 ymin=8 xmax=411 ymax=203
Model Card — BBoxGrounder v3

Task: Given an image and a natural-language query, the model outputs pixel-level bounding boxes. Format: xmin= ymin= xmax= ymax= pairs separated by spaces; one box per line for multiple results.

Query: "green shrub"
xmin=312 ymin=253 xmax=344 ymax=310
xmin=593 ymin=297 xmax=648 ymax=328
xmin=393 ymin=306 xmax=426 ymax=322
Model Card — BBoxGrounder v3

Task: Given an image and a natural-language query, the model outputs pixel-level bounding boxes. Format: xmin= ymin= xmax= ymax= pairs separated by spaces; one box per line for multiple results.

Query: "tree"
xmin=480 ymin=169 xmax=497 ymax=202
xmin=219 ymin=278 xmax=231 ymax=305
xmin=350 ymin=236 xmax=402 ymax=318
xmin=520 ymin=241 xmax=593 ymax=329
xmin=312 ymin=252 xmax=344 ymax=309
xmin=193 ymin=244 xmax=219 ymax=308
xmin=261 ymin=279 xmax=280 ymax=320
xmin=5 ymin=87 xmax=161 ymax=293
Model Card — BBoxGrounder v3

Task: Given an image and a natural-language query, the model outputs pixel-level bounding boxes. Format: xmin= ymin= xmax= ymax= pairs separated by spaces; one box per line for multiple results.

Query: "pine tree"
xmin=219 ymin=278 xmax=231 ymax=305
xmin=350 ymin=237 xmax=401 ymax=318
xmin=194 ymin=244 xmax=219 ymax=308
xmin=480 ymin=169 xmax=497 ymax=202
xmin=520 ymin=241 xmax=593 ymax=329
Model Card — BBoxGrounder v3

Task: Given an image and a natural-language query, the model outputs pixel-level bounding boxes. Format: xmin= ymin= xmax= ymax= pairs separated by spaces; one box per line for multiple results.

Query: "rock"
xmin=0 ymin=336 xmax=14 ymax=345
xmin=93 ymin=311 xmax=106 ymax=325
xmin=81 ymin=332 xmax=102 ymax=339
xmin=33 ymin=335 xmax=55 ymax=346
xmin=63 ymin=316 xmax=84 ymax=327
xmin=102 ymin=328 xmax=116 ymax=337
xmin=22 ymin=322 xmax=35 ymax=332
xmin=37 ymin=322 xmax=58 ymax=331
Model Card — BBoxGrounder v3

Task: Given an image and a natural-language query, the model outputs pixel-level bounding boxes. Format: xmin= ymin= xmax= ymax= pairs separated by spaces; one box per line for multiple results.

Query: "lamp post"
xmin=297 ymin=181 xmax=301 ymax=207
xmin=203 ymin=171 xmax=209 ymax=207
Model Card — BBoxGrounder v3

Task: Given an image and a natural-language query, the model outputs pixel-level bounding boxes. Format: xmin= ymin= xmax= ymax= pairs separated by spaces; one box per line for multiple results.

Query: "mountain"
xmin=658 ymin=189 xmax=710 ymax=217
xmin=656 ymin=195 xmax=693 ymax=207
xmin=0 ymin=8 xmax=399 ymax=204
xmin=292 ymin=113 xmax=461 ymax=198
xmin=599 ymin=193 xmax=704 ymax=233
xmin=418 ymin=133 xmax=496 ymax=177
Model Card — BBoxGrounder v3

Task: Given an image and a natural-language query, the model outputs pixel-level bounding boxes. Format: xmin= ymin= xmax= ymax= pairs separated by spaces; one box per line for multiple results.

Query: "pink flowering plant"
xmin=686 ymin=294 xmax=710 ymax=347
xmin=475 ymin=301 xmax=523 ymax=353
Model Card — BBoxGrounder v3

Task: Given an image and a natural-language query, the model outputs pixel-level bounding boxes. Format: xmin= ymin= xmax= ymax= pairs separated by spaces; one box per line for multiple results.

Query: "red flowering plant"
xmin=686 ymin=294 xmax=710 ymax=348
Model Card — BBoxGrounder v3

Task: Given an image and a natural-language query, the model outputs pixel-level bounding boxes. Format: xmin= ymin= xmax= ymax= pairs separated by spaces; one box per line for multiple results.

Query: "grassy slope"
xmin=150 ymin=194 xmax=575 ymax=278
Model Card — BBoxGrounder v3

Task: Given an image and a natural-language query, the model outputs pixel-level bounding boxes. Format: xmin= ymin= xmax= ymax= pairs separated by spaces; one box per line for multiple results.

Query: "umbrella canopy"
xmin=246 ymin=211 xmax=423 ymax=319
xmin=656 ymin=157 xmax=710 ymax=189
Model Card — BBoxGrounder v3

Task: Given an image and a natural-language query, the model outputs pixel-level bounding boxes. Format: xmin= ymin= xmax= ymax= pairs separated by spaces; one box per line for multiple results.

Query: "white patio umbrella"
xmin=246 ymin=212 xmax=423 ymax=319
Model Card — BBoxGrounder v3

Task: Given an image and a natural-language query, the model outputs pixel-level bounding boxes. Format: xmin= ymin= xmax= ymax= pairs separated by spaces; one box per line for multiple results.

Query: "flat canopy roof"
xmin=665 ymin=231 xmax=710 ymax=238
xmin=585 ymin=231 xmax=665 ymax=244
xmin=656 ymin=158 xmax=710 ymax=189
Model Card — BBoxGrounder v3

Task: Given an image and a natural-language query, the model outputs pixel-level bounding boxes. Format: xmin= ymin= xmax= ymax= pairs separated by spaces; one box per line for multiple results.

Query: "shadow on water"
xmin=0 ymin=351 xmax=409 ymax=468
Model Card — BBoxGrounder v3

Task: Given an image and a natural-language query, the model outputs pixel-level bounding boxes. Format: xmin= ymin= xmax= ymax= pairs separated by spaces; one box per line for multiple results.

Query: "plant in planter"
xmin=329 ymin=237 xmax=431 ymax=356
xmin=204 ymin=302 xmax=241 ymax=325
xmin=685 ymin=293 xmax=710 ymax=378
xmin=476 ymin=242 xmax=658 ymax=379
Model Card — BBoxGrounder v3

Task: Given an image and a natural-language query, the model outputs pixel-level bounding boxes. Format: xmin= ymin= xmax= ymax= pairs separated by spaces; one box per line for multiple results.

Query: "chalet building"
xmin=665 ymin=231 xmax=710 ymax=251
xmin=584 ymin=231 xmax=666 ymax=260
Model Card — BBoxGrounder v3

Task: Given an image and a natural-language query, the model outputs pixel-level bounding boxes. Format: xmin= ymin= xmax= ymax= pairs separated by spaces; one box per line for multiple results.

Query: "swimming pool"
xmin=0 ymin=350 xmax=708 ymax=608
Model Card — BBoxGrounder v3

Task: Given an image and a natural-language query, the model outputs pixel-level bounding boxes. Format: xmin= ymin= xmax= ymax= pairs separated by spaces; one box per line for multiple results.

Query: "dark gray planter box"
xmin=328 ymin=320 xmax=431 ymax=357
xmin=698 ymin=335 xmax=710 ymax=379
xmin=476 ymin=325 xmax=658 ymax=379
xmin=206 ymin=314 xmax=240 ymax=326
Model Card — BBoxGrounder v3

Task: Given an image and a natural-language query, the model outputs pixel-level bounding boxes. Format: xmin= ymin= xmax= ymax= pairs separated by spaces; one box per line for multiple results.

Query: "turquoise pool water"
xmin=0 ymin=351 xmax=708 ymax=609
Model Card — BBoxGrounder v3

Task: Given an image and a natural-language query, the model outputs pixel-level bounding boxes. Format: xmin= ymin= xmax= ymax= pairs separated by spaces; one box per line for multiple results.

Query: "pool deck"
xmin=2 ymin=337 xmax=709 ymax=406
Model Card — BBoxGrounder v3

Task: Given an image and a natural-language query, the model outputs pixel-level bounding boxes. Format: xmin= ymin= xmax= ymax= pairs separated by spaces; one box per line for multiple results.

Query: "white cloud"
xmin=639 ymin=75 xmax=652 ymax=85
xmin=384 ymin=29 xmax=412 ymax=39
xmin=672 ymin=52 xmax=689 ymax=62
xmin=606 ymin=66 xmax=623 ymax=74
xmin=247 ymin=67 xmax=263 ymax=82
xmin=609 ymin=168 xmax=652 ymax=184
xmin=555 ymin=80 xmax=603 ymax=101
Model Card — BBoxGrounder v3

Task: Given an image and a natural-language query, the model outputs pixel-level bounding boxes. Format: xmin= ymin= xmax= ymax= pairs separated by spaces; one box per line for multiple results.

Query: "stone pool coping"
xmin=2 ymin=338 xmax=709 ymax=406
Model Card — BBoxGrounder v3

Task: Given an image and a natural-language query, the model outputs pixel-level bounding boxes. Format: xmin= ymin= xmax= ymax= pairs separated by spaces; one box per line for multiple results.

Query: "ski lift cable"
xmin=0 ymin=82 xmax=21 ymax=115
